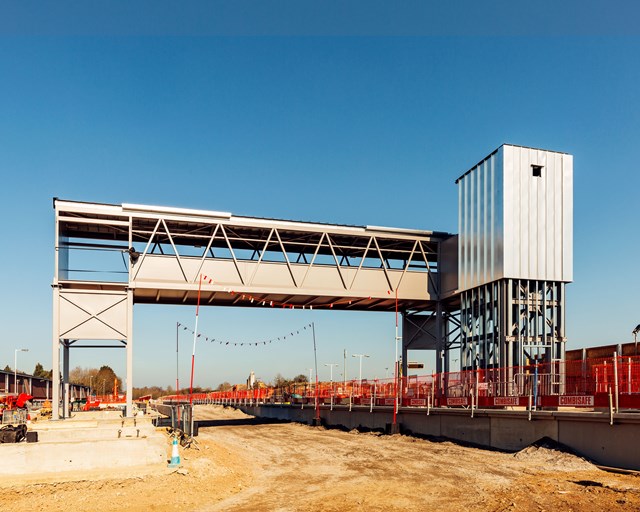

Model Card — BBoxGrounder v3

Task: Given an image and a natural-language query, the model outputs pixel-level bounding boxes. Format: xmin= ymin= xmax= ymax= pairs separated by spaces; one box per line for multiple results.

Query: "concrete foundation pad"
xmin=1 ymin=412 xmax=168 ymax=476
xmin=0 ymin=436 xmax=167 ymax=476
xmin=31 ymin=413 xmax=157 ymax=442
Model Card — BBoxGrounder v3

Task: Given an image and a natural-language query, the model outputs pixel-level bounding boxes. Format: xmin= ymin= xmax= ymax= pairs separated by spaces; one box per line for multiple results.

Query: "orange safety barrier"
xmin=159 ymin=354 xmax=640 ymax=410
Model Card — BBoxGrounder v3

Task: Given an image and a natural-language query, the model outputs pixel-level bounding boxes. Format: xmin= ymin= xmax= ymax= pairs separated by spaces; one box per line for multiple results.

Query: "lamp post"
xmin=324 ymin=363 xmax=339 ymax=384
xmin=324 ymin=363 xmax=339 ymax=410
xmin=14 ymin=348 xmax=28 ymax=394
xmin=89 ymin=375 xmax=93 ymax=398
xmin=324 ymin=363 xmax=339 ymax=397
xmin=351 ymin=353 xmax=370 ymax=385
xmin=343 ymin=349 xmax=347 ymax=386
xmin=385 ymin=367 xmax=389 ymax=379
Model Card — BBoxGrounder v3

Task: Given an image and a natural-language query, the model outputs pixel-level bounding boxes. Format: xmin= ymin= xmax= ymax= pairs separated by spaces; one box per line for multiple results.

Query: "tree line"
xmin=3 ymin=362 xmax=53 ymax=380
xmin=2 ymin=363 xmax=312 ymax=399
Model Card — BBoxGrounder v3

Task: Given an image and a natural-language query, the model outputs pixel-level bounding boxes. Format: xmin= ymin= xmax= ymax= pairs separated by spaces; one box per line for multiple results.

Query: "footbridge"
xmin=52 ymin=144 xmax=573 ymax=421
xmin=52 ymin=199 xmax=457 ymax=419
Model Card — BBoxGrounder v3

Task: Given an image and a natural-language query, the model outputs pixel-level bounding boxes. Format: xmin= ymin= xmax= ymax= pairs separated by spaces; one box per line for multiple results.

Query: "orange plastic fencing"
xmin=159 ymin=354 xmax=640 ymax=409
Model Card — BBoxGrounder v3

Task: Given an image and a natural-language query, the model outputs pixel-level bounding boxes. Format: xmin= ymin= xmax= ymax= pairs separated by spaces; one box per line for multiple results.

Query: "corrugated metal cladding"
xmin=457 ymin=145 xmax=573 ymax=291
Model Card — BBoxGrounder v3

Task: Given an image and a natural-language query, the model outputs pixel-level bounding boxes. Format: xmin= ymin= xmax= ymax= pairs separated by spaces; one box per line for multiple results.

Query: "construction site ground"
xmin=1 ymin=404 xmax=639 ymax=511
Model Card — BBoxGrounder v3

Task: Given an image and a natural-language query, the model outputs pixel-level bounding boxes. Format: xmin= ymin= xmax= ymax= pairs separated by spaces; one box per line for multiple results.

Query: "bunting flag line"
xmin=177 ymin=322 xmax=312 ymax=348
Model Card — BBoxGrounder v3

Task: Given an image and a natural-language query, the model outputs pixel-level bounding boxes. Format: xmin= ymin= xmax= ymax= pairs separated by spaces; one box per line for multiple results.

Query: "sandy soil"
xmin=1 ymin=405 xmax=639 ymax=511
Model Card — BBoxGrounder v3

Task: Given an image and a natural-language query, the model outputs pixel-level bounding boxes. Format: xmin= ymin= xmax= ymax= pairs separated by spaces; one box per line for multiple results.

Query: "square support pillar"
xmin=401 ymin=336 xmax=408 ymax=380
xmin=126 ymin=288 xmax=134 ymax=417
xmin=63 ymin=341 xmax=70 ymax=418
xmin=52 ymin=286 xmax=61 ymax=420
xmin=435 ymin=302 xmax=446 ymax=374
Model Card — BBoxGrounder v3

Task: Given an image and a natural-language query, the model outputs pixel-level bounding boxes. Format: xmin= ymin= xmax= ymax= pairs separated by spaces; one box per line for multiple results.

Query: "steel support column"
xmin=459 ymin=278 xmax=567 ymax=397
xmin=126 ymin=288 xmax=134 ymax=417
xmin=63 ymin=340 xmax=70 ymax=418
xmin=52 ymin=286 xmax=61 ymax=419
xmin=436 ymin=301 xmax=445 ymax=375
xmin=401 ymin=318 xmax=408 ymax=379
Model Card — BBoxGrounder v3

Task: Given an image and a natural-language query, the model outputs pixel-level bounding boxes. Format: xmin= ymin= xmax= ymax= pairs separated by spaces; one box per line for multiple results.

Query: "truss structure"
xmin=459 ymin=278 xmax=566 ymax=395
xmin=460 ymin=279 xmax=566 ymax=370
xmin=52 ymin=200 xmax=454 ymax=418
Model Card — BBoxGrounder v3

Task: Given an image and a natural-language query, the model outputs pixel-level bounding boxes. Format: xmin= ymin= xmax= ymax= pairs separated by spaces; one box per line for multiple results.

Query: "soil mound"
xmin=513 ymin=437 xmax=595 ymax=471
xmin=194 ymin=404 xmax=253 ymax=421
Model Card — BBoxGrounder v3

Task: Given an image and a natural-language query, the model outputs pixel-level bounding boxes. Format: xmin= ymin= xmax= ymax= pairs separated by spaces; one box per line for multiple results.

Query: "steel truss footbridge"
xmin=52 ymin=199 xmax=458 ymax=418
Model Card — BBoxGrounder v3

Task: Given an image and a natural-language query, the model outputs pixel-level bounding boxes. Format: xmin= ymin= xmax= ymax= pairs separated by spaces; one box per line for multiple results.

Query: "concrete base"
xmin=238 ymin=404 xmax=640 ymax=471
xmin=1 ymin=412 xmax=167 ymax=476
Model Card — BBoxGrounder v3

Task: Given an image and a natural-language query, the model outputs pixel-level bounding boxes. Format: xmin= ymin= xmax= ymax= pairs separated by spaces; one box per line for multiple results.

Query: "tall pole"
xmin=343 ymin=349 xmax=347 ymax=386
xmin=324 ymin=363 xmax=338 ymax=383
xmin=351 ymin=354 xmax=370 ymax=384
xmin=176 ymin=322 xmax=180 ymax=396
xmin=312 ymin=322 xmax=320 ymax=421
xmin=189 ymin=274 xmax=203 ymax=404
xmin=14 ymin=348 xmax=28 ymax=394
xmin=324 ymin=363 xmax=339 ymax=402
xmin=352 ymin=353 xmax=370 ymax=395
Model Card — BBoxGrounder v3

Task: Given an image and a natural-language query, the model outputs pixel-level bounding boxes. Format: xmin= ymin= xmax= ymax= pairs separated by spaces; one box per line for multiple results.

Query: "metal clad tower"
xmin=456 ymin=144 xmax=573 ymax=377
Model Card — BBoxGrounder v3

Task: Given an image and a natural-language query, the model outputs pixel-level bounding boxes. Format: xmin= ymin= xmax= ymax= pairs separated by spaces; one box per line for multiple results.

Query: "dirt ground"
xmin=1 ymin=404 xmax=639 ymax=511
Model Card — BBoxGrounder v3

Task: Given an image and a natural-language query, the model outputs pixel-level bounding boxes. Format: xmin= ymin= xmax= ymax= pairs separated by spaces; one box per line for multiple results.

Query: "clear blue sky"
xmin=1 ymin=2 xmax=639 ymax=388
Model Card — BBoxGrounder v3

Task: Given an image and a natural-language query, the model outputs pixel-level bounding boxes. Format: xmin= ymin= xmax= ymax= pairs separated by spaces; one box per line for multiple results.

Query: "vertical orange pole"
xmin=189 ymin=274 xmax=203 ymax=404
xmin=176 ymin=321 xmax=180 ymax=398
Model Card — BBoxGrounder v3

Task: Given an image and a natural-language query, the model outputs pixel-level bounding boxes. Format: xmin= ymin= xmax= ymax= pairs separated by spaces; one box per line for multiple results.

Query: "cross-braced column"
xmin=460 ymin=278 xmax=566 ymax=394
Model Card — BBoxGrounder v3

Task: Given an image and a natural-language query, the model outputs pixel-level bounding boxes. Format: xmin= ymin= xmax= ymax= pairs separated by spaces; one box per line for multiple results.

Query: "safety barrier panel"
xmin=160 ymin=354 xmax=640 ymax=411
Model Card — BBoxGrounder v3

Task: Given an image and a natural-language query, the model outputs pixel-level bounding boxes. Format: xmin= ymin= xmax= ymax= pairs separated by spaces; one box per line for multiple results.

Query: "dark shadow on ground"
xmin=196 ymin=417 xmax=289 ymax=428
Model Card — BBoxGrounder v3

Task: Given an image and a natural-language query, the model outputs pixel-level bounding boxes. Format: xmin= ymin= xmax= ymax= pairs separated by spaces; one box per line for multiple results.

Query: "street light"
xmin=14 ymin=348 xmax=28 ymax=394
xmin=89 ymin=375 xmax=93 ymax=398
xmin=385 ymin=367 xmax=389 ymax=379
xmin=343 ymin=349 xmax=347 ymax=386
xmin=324 ymin=363 xmax=339 ymax=410
xmin=351 ymin=353 xmax=370 ymax=384
xmin=324 ymin=363 xmax=339 ymax=384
